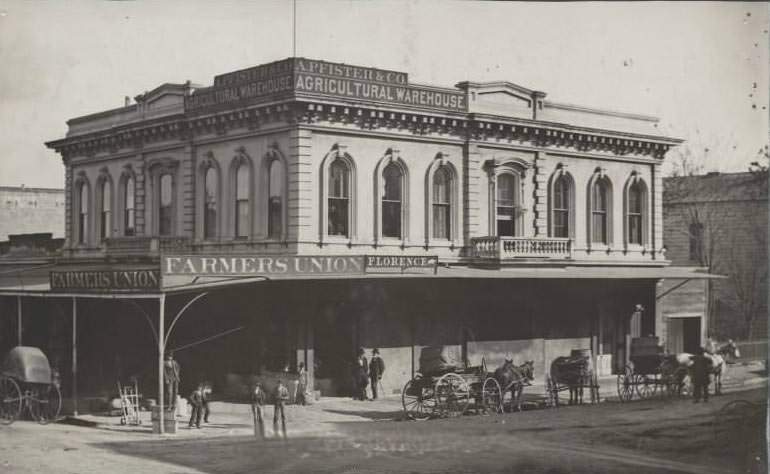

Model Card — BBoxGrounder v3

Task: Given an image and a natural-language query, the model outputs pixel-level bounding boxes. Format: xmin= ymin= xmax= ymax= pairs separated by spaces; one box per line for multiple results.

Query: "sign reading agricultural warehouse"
xmin=186 ymin=58 xmax=467 ymax=113
xmin=50 ymin=269 xmax=161 ymax=292
xmin=163 ymin=255 xmax=438 ymax=276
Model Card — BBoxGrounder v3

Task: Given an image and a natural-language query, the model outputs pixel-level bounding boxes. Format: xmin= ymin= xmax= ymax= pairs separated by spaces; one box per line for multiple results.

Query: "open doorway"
xmin=666 ymin=314 xmax=703 ymax=354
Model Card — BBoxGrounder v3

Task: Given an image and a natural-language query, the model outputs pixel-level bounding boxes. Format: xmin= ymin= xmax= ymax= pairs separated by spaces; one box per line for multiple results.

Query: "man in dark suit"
xmin=369 ymin=348 xmax=385 ymax=400
xmin=188 ymin=383 xmax=203 ymax=428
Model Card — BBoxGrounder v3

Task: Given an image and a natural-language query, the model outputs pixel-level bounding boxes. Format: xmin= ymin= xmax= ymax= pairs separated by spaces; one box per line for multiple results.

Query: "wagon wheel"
xmin=402 ymin=377 xmax=435 ymax=421
xmin=28 ymin=384 xmax=62 ymax=425
xmin=481 ymin=377 xmax=503 ymax=414
xmin=0 ymin=376 xmax=22 ymax=425
xmin=634 ymin=374 xmax=657 ymax=399
xmin=616 ymin=367 xmax=634 ymax=402
xmin=434 ymin=373 xmax=470 ymax=418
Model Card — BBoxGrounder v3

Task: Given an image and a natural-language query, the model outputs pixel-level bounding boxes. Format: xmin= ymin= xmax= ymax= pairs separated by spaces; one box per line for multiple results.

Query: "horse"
xmin=494 ymin=359 xmax=534 ymax=412
xmin=671 ymin=340 xmax=740 ymax=395
xmin=549 ymin=356 xmax=595 ymax=406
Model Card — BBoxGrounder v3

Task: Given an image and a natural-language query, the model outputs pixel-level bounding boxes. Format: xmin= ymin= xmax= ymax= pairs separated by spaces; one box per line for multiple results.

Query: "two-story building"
xmin=1 ymin=58 xmax=714 ymax=405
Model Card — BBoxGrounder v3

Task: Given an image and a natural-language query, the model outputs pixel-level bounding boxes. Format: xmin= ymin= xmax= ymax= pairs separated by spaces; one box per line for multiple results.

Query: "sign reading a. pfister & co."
xmin=50 ymin=269 xmax=161 ymax=292
xmin=186 ymin=58 xmax=467 ymax=113
xmin=162 ymin=255 xmax=438 ymax=277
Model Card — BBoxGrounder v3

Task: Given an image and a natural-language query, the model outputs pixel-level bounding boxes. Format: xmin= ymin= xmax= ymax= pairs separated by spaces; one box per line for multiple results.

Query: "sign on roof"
xmin=186 ymin=58 xmax=467 ymax=114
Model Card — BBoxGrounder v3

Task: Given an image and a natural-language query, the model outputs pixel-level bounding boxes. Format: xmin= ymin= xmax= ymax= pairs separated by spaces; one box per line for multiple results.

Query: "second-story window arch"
xmin=123 ymin=174 xmax=136 ymax=236
xmin=234 ymin=159 xmax=250 ymax=239
xmin=98 ymin=175 xmax=112 ymax=242
xmin=159 ymin=173 xmax=174 ymax=236
xmin=268 ymin=158 xmax=284 ymax=239
xmin=74 ymin=175 xmax=90 ymax=245
xmin=432 ymin=166 xmax=452 ymax=240
xmin=624 ymin=174 xmax=649 ymax=246
xmin=328 ymin=157 xmax=350 ymax=237
xmin=496 ymin=173 xmax=519 ymax=237
xmin=485 ymin=157 xmax=530 ymax=238
xmin=382 ymin=162 xmax=404 ymax=239
xmin=548 ymin=166 xmax=575 ymax=239
xmin=588 ymin=171 xmax=613 ymax=246
xmin=203 ymin=166 xmax=218 ymax=239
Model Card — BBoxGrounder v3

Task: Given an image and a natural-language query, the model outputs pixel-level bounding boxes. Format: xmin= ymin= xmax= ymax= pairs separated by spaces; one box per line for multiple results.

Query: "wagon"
xmin=616 ymin=337 xmax=689 ymax=402
xmin=401 ymin=346 xmax=502 ymax=420
xmin=0 ymin=346 xmax=62 ymax=425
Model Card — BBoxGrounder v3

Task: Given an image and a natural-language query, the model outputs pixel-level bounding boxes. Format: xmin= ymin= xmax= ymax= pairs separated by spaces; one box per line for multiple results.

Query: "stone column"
xmin=288 ymin=127 xmax=314 ymax=243
xmin=533 ymin=151 xmax=549 ymax=236
xmin=135 ymin=156 xmax=147 ymax=235
xmin=463 ymin=142 xmax=482 ymax=243
xmin=180 ymin=144 xmax=195 ymax=237
xmin=64 ymin=163 xmax=73 ymax=248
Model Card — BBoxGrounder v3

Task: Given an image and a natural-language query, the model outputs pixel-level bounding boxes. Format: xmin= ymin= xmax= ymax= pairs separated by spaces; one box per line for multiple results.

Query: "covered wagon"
xmin=0 ymin=346 xmax=62 ymax=424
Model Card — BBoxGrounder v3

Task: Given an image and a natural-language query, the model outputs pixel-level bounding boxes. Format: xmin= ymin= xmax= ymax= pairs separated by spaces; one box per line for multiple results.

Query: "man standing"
xmin=251 ymin=382 xmax=266 ymax=438
xmin=201 ymin=381 xmax=212 ymax=423
xmin=273 ymin=379 xmax=289 ymax=438
xmin=355 ymin=348 xmax=369 ymax=401
xmin=188 ymin=383 xmax=203 ymax=428
xmin=369 ymin=349 xmax=385 ymax=400
xmin=296 ymin=363 xmax=308 ymax=406
xmin=691 ymin=348 xmax=711 ymax=403
xmin=164 ymin=353 xmax=180 ymax=410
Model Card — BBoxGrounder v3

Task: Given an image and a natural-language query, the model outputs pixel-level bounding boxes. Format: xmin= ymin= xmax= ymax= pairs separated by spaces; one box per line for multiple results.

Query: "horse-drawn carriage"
xmin=616 ymin=337 xmax=689 ymax=402
xmin=401 ymin=346 xmax=503 ymax=420
xmin=546 ymin=349 xmax=599 ymax=406
xmin=0 ymin=346 xmax=62 ymax=425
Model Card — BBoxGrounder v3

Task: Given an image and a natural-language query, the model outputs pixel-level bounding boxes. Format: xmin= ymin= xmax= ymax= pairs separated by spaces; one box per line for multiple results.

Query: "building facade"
xmin=663 ymin=172 xmax=768 ymax=341
xmin=31 ymin=58 xmax=694 ymax=400
xmin=0 ymin=186 xmax=65 ymax=242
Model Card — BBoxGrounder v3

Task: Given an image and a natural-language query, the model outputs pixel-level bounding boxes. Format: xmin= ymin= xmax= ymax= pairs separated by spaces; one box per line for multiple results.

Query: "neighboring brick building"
xmin=0 ymin=186 xmax=65 ymax=242
xmin=663 ymin=171 xmax=768 ymax=340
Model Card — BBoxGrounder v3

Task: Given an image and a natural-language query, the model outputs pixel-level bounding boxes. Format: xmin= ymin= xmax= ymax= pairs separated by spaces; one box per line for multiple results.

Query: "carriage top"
xmin=1 ymin=346 xmax=53 ymax=384
xmin=418 ymin=346 xmax=485 ymax=377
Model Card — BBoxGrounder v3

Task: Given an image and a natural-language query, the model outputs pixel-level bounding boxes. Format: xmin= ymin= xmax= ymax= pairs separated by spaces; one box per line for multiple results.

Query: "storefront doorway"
xmin=666 ymin=314 xmax=702 ymax=354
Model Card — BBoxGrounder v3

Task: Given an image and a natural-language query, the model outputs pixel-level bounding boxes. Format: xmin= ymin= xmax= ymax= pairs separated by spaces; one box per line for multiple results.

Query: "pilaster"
xmin=180 ymin=144 xmax=195 ymax=237
xmin=288 ymin=128 xmax=314 ymax=241
xmin=134 ymin=157 xmax=147 ymax=235
xmin=651 ymin=162 xmax=663 ymax=259
xmin=463 ymin=142 xmax=482 ymax=242
xmin=64 ymin=163 xmax=73 ymax=247
xmin=533 ymin=151 xmax=549 ymax=236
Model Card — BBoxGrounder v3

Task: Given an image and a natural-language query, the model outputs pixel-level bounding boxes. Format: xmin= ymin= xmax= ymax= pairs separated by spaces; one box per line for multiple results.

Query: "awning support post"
xmin=158 ymin=294 xmax=166 ymax=435
xmin=17 ymin=295 xmax=22 ymax=345
xmin=72 ymin=297 xmax=78 ymax=416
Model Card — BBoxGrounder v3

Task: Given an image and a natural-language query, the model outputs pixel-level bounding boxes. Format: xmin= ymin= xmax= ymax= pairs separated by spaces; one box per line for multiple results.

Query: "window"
xmin=159 ymin=174 xmax=173 ymax=236
xmin=328 ymin=158 xmax=350 ymax=237
xmin=496 ymin=174 xmax=517 ymax=237
xmin=552 ymin=174 xmax=570 ymax=238
xmin=100 ymin=179 xmax=111 ymax=241
xmin=627 ymin=181 xmax=643 ymax=245
xmin=124 ymin=176 xmax=135 ymax=236
xmin=235 ymin=162 xmax=250 ymax=239
xmin=203 ymin=167 xmax=217 ymax=239
xmin=591 ymin=179 xmax=609 ymax=244
xmin=432 ymin=166 xmax=451 ymax=240
xmin=382 ymin=163 xmax=402 ymax=238
xmin=689 ymin=222 xmax=704 ymax=262
xmin=78 ymin=182 xmax=89 ymax=244
xmin=268 ymin=160 xmax=283 ymax=239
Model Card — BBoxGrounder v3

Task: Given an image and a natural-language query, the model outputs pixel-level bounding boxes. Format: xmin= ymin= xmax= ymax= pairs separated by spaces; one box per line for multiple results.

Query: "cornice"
xmin=47 ymin=97 xmax=681 ymax=161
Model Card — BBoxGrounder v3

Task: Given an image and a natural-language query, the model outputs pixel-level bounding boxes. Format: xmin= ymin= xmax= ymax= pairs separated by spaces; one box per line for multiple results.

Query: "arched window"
xmin=591 ymin=179 xmax=609 ymax=244
xmin=496 ymin=173 xmax=518 ymax=237
xmin=432 ymin=166 xmax=451 ymax=240
xmin=159 ymin=173 xmax=173 ymax=236
xmin=268 ymin=159 xmax=284 ymax=239
xmin=328 ymin=158 xmax=350 ymax=237
xmin=78 ymin=181 xmax=89 ymax=244
xmin=382 ymin=163 xmax=403 ymax=238
xmin=203 ymin=167 xmax=217 ymax=239
xmin=235 ymin=162 xmax=250 ymax=239
xmin=124 ymin=176 xmax=135 ymax=236
xmin=626 ymin=180 xmax=646 ymax=245
xmin=552 ymin=174 xmax=570 ymax=238
xmin=100 ymin=179 xmax=111 ymax=241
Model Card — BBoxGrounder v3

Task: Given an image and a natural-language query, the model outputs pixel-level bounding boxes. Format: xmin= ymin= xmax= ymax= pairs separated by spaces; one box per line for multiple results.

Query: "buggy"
xmin=0 ymin=346 xmax=62 ymax=425
xmin=616 ymin=337 xmax=689 ymax=401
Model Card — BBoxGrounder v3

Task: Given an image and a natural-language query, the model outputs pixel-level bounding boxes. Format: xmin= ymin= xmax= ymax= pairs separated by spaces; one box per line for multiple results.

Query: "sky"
xmin=0 ymin=1 xmax=767 ymax=188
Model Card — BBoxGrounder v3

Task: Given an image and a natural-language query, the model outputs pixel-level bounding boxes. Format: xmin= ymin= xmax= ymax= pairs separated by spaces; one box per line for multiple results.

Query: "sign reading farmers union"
xmin=163 ymin=255 xmax=438 ymax=277
xmin=50 ymin=269 xmax=161 ymax=292
xmin=186 ymin=58 xmax=466 ymax=113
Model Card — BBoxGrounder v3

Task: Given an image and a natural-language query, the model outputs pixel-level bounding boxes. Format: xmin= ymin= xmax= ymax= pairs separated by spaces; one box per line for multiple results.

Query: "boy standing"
xmin=251 ymin=382 xmax=266 ymax=438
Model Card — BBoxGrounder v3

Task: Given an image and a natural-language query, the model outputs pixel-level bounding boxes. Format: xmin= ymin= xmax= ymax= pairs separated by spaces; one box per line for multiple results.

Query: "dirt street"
xmin=1 ymin=383 xmax=766 ymax=474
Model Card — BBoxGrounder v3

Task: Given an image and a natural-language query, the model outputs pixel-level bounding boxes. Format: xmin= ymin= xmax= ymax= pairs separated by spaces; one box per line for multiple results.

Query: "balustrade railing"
xmin=104 ymin=236 xmax=192 ymax=255
xmin=471 ymin=236 xmax=572 ymax=260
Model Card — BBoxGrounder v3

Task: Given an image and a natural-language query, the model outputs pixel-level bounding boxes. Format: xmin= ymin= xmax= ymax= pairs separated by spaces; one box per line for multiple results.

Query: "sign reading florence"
xmin=186 ymin=58 xmax=467 ymax=113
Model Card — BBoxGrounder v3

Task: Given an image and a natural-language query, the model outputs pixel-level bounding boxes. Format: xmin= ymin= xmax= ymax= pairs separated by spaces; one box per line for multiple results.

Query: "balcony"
xmin=104 ymin=236 xmax=192 ymax=257
xmin=471 ymin=236 xmax=572 ymax=263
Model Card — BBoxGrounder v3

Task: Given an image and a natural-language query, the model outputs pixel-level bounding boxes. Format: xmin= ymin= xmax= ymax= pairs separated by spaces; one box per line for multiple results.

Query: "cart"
xmin=546 ymin=349 xmax=599 ymax=407
xmin=616 ymin=337 xmax=689 ymax=402
xmin=401 ymin=346 xmax=502 ymax=420
xmin=117 ymin=379 xmax=142 ymax=426
xmin=0 ymin=346 xmax=62 ymax=425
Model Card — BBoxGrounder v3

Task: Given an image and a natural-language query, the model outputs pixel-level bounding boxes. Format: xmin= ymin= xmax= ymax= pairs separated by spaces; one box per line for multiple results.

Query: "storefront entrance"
xmin=666 ymin=315 xmax=702 ymax=354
